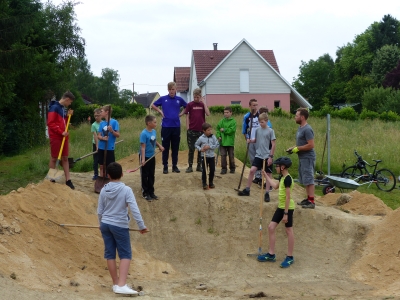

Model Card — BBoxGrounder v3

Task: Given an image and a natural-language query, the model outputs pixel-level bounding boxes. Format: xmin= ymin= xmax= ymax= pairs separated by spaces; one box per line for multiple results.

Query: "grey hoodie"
xmin=195 ymin=133 xmax=219 ymax=158
xmin=97 ymin=181 xmax=146 ymax=230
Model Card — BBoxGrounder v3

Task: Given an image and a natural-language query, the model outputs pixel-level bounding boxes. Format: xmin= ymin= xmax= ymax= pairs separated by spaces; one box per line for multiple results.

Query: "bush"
xmin=269 ymin=107 xmax=291 ymax=118
xmin=336 ymin=107 xmax=358 ymax=121
xmin=209 ymin=106 xmax=224 ymax=114
xmin=360 ymin=109 xmax=380 ymax=120
xmin=379 ymin=111 xmax=399 ymax=122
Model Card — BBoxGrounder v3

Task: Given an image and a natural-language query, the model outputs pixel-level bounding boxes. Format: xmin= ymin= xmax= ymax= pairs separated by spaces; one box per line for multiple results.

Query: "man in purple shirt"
xmin=152 ymin=82 xmax=187 ymax=174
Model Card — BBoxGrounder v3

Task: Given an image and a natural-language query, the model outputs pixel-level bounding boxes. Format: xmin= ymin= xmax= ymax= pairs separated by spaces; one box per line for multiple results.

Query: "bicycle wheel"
xmin=375 ymin=168 xmax=396 ymax=192
xmin=341 ymin=166 xmax=363 ymax=182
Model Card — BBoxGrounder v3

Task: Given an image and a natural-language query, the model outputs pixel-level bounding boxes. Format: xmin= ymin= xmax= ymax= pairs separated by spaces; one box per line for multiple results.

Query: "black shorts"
xmin=98 ymin=149 xmax=115 ymax=166
xmin=252 ymin=157 xmax=272 ymax=173
xmin=271 ymin=208 xmax=294 ymax=228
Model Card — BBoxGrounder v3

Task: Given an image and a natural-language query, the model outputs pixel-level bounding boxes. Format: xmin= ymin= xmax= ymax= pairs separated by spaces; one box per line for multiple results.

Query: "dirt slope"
xmin=0 ymin=150 xmax=399 ymax=299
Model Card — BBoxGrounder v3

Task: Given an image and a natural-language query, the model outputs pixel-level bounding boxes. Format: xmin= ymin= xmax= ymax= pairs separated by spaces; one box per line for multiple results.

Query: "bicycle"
xmin=340 ymin=150 xmax=396 ymax=192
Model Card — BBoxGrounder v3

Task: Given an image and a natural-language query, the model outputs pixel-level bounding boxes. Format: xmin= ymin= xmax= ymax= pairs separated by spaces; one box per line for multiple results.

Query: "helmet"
xmin=273 ymin=156 xmax=292 ymax=168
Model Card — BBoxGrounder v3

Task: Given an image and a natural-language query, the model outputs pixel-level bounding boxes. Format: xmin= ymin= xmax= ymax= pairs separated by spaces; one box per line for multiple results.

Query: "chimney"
xmin=213 ymin=43 xmax=218 ymax=50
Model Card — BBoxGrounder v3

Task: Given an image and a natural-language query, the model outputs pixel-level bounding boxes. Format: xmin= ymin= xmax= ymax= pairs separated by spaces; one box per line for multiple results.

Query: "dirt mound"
xmin=0 ymin=151 xmax=398 ymax=299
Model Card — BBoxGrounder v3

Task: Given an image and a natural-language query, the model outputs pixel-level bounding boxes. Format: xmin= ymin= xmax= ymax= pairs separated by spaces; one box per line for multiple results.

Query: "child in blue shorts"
xmin=97 ymin=162 xmax=149 ymax=295
xmin=257 ymin=157 xmax=295 ymax=268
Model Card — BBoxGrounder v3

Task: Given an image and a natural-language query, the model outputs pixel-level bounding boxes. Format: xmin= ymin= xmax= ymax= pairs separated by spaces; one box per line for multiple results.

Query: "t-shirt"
xmin=183 ymin=101 xmax=206 ymax=132
xmin=98 ymin=118 xmax=119 ymax=151
xmin=277 ymin=174 xmax=295 ymax=210
xmin=140 ymin=129 xmax=156 ymax=158
xmin=91 ymin=121 xmax=100 ymax=144
xmin=296 ymin=124 xmax=316 ymax=159
xmin=242 ymin=111 xmax=272 ymax=139
xmin=153 ymin=94 xmax=187 ymax=128
xmin=255 ymin=127 xmax=276 ymax=159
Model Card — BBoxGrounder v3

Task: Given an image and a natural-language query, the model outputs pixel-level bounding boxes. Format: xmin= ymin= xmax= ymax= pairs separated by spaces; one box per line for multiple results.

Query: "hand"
xmin=286 ymin=146 xmax=295 ymax=154
xmin=140 ymin=228 xmax=150 ymax=234
xmin=159 ymin=146 xmax=165 ymax=152
xmin=220 ymin=128 xmax=224 ymax=132
xmin=141 ymin=159 xmax=145 ymax=166
xmin=68 ymin=109 xmax=74 ymax=116
xmin=102 ymin=136 xmax=108 ymax=141
xmin=267 ymin=157 xmax=273 ymax=165
xmin=62 ymin=131 xmax=69 ymax=137
xmin=282 ymin=214 xmax=288 ymax=223
xmin=246 ymin=138 xmax=251 ymax=144
xmin=218 ymin=137 xmax=221 ymax=141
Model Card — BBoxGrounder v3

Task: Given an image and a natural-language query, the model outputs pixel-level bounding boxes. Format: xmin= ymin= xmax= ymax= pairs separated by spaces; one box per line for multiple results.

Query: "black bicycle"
xmin=341 ymin=150 xmax=396 ymax=192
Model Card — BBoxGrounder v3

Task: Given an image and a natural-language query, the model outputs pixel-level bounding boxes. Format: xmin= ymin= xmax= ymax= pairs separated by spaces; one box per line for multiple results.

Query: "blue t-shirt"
xmin=153 ymin=94 xmax=187 ymax=128
xmin=140 ymin=129 xmax=156 ymax=158
xmin=98 ymin=118 xmax=119 ymax=151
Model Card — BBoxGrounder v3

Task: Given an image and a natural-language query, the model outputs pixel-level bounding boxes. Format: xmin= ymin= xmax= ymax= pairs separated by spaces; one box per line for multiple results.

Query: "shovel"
xmin=46 ymin=113 xmax=72 ymax=180
xmin=69 ymin=140 xmax=124 ymax=169
xmin=126 ymin=150 xmax=161 ymax=173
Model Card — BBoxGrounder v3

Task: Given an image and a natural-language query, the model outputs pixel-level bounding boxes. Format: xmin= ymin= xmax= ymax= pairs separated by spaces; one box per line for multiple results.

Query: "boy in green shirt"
xmin=91 ymin=108 xmax=102 ymax=180
xmin=257 ymin=157 xmax=295 ymax=268
xmin=216 ymin=106 xmax=237 ymax=174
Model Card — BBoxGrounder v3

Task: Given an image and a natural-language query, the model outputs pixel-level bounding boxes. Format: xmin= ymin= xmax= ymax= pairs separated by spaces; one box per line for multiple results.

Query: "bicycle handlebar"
xmin=353 ymin=150 xmax=373 ymax=167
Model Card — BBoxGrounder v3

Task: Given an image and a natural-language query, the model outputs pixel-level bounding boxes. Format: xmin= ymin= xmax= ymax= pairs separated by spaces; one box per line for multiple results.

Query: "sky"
xmin=49 ymin=0 xmax=400 ymax=96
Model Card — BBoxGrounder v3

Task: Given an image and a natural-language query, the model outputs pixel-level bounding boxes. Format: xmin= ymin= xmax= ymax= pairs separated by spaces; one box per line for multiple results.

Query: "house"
xmin=173 ymin=67 xmax=190 ymax=101
xmin=185 ymin=39 xmax=311 ymax=111
xmin=134 ymin=92 xmax=160 ymax=114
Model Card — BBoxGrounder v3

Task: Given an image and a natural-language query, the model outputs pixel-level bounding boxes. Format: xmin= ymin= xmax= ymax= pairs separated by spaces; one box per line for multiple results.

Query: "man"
xmin=47 ymin=91 xmax=75 ymax=189
xmin=180 ymin=88 xmax=210 ymax=173
xmin=286 ymin=108 xmax=316 ymax=209
xmin=152 ymin=82 xmax=187 ymax=174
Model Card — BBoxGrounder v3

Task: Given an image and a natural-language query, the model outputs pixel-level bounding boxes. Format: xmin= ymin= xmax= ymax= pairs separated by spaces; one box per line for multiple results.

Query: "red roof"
xmin=193 ymin=49 xmax=280 ymax=83
xmin=173 ymin=67 xmax=190 ymax=92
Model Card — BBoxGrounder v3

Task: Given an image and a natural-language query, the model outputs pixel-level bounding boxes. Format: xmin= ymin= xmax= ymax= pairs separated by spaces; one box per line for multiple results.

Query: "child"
xmin=195 ymin=123 xmax=219 ymax=189
xmin=238 ymin=113 xmax=276 ymax=202
xmin=139 ymin=115 xmax=164 ymax=201
xmin=257 ymin=157 xmax=295 ymax=268
xmin=216 ymin=106 xmax=237 ymax=174
xmin=97 ymin=105 xmax=120 ymax=178
xmin=179 ymin=88 xmax=210 ymax=173
xmin=97 ymin=162 xmax=149 ymax=295
xmin=91 ymin=108 xmax=102 ymax=180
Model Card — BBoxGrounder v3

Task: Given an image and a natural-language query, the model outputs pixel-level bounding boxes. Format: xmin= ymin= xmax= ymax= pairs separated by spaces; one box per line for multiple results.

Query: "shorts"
xmin=50 ymin=138 xmax=69 ymax=158
xmin=298 ymin=157 xmax=315 ymax=185
xmin=98 ymin=149 xmax=115 ymax=166
xmin=271 ymin=208 xmax=294 ymax=228
xmin=100 ymin=222 xmax=132 ymax=260
xmin=252 ymin=157 xmax=272 ymax=173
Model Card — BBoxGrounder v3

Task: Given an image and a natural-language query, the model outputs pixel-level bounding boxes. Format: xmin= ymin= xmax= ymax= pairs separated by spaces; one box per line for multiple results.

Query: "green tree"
xmin=96 ymin=68 xmax=120 ymax=104
xmin=371 ymin=45 xmax=400 ymax=85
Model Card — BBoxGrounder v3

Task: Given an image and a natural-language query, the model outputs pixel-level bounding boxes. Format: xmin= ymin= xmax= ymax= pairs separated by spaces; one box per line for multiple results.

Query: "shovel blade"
xmin=94 ymin=176 xmax=110 ymax=193
xmin=46 ymin=168 xmax=64 ymax=180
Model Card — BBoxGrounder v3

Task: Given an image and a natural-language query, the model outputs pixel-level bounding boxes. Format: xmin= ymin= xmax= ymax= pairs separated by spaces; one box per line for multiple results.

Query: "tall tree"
xmin=371 ymin=44 xmax=400 ymax=85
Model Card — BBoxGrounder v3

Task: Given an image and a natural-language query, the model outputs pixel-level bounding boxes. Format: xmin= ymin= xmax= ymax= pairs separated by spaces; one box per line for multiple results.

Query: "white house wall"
xmin=188 ymin=55 xmax=198 ymax=102
xmin=206 ymin=42 xmax=290 ymax=94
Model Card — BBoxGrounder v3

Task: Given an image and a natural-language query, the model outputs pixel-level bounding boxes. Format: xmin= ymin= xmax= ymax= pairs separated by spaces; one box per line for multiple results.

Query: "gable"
xmin=134 ymin=92 xmax=159 ymax=108
xmin=173 ymin=67 xmax=190 ymax=92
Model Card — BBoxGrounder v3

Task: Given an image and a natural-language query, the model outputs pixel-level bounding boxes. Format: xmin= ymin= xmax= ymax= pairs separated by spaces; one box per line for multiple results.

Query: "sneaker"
xmin=66 ymin=180 xmax=75 ymax=190
xmin=114 ymin=284 xmax=139 ymax=295
xmin=112 ymin=285 xmax=117 ymax=292
xmin=144 ymin=195 xmax=153 ymax=201
xmin=229 ymin=169 xmax=235 ymax=174
xmin=297 ymin=198 xmax=308 ymax=205
xmin=252 ymin=178 xmax=261 ymax=184
xmin=220 ymin=169 xmax=227 ymax=175
xmin=203 ymin=184 xmax=208 ymax=190
xmin=50 ymin=179 xmax=56 ymax=183
xmin=186 ymin=166 xmax=193 ymax=173
xmin=209 ymin=183 xmax=215 ymax=189
xmin=163 ymin=166 xmax=168 ymax=174
xmin=257 ymin=252 xmax=276 ymax=262
xmin=92 ymin=175 xmax=98 ymax=180
xmin=238 ymin=188 xmax=250 ymax=196
xmin=264 ymin=192 xmax=270 ymax=202
xmin=196 ymin=164 xmax=202 ymax=172
xmin=150 ymin=193 xmax=158 ymax=200
xmin=172 ymin=166 xmax=180 ymax=173
xmin=280 ymin=256 xmax=294 ymax=268
xmin=302 ymin=201 xmax=315 ymax=209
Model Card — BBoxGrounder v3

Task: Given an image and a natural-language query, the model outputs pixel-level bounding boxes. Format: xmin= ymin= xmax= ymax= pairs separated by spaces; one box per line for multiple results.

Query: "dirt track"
xmin=0 ymin=151 xmax=399 ymax=299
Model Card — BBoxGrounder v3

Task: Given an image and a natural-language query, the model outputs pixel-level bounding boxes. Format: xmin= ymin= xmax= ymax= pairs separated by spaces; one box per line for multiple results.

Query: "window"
xmin=231 ymin=101 xmax=241 ymax=105
xmin=274 ymin=100 xmax=280 ymax=108
xmin=240 ymin=69 xmax=249 ymax=93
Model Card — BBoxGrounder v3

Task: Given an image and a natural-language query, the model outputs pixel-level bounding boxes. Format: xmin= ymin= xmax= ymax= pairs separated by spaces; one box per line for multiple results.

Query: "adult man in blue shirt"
xmin=152 ymin=82 xmax=187 ymax=174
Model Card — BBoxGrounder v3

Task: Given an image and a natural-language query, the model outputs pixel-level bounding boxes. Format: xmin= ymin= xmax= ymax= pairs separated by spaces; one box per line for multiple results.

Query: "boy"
xmin=180 ymin=88 xmax=210 ymax=173
xmin=97 ymin=105 xmax=120 ymax=178
xmin=216 ymin=106 xmax=237 ymax=174
xmin=47 ymin=91 xmax=75 ymax=189
xmin=140 ymin=115 xmax=164 ymax=201
xmin=257 ymin=157 xmax=295 ymax=268
xmin=195 ymin=123 xmax=219 ymax=189
xmin=97 ymin=162 xmax=149 ymax=295
xmin=238 ymin=113 xmax=276 ymax=202
xmin=91 ymin=108 xmax=102 ymax=180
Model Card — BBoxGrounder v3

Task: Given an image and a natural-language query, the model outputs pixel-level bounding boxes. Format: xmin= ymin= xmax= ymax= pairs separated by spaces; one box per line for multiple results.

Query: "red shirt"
xmin=183 ymin=101 xmax=206 ymax=132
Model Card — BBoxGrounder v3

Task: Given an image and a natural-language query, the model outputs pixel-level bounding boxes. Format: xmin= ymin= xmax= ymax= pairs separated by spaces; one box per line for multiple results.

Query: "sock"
xmin=66 ymin=180 xmax=71 ymax=183
xmin=308 ymin=196 xmax=315 ymax=203
xmin=287 ymin=256 xmax=293 ymax=259
xmin=245 ymin=187 xmax=250 ymax=191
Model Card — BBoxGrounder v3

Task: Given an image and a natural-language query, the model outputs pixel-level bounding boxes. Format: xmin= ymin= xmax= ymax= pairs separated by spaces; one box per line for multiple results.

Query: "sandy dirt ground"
xmin=0 ymin=150 xmax=400 ymax=299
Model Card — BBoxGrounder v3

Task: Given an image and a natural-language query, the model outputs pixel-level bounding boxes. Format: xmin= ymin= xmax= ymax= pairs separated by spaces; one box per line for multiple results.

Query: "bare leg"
xmin=306 ymin=184 xmax=315 ymax=198
xmin=286 ymin=227 xmax=294 ymax=256
xmin=246 ymin=167 xmax=257 ymax=188
xmin=267 ymin=222 xmax=278 ymax=255
xmin=265 ymin=173 xmax=272 ymax=190
xmin=49 ymin=157 xmax=57 ymax=168
xmin=107 ymin=259 xmax=119 ymax=285
xmin=61 ymin=156 xmax=70 ymax=181
xmin=117 ymin=259 xmax=131 ymax=287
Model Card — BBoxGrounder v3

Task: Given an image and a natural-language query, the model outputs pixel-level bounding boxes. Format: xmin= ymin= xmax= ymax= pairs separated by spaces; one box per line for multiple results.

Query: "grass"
xmin=1 ymin=113 xmax=400 ymax=209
